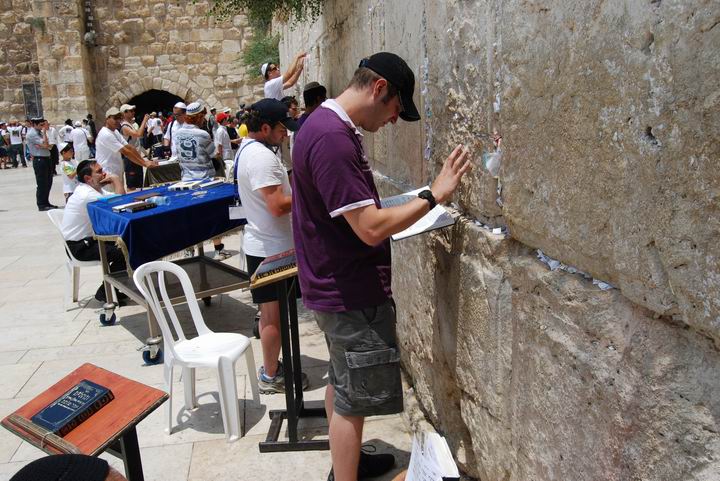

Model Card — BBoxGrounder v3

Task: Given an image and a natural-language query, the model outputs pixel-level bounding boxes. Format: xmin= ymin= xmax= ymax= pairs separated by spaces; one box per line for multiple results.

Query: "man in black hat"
xmin=291 ymin=52 xmax=471 ymax=481
xmin=297 ymin=81 xmax=327 ymax=130
xmin=234 ymin=98 xmax=310 ymax=394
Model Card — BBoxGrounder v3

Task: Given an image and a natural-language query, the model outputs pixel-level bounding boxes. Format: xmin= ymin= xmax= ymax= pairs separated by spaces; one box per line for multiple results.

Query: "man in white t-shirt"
xmin=261 ymin=51 xmax=307 ymax=101
xmin=163 ymin=102 xmax=187 ymax=157
xmin=69 ymin=121 xmax=91 ymax=161
xmin=6 ymin=119 xmax=25 ymax=167
xmin=148 ymin=112 xmax=163 ymax=144
xmin=213 ymin=112 xmax=233 ymax=165
xmin=60 ymin=159 xmax=127 ymax=302
xmin=58 ymin=119 xmax=73 ymax=143
xmin=235 ymin=99 xmax=307 ymax=394
xmin=95 ymin=107 xmax=157 ymax=185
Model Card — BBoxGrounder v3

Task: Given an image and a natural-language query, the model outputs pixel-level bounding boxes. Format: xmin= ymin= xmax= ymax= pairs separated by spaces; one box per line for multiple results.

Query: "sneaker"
xmin=214 ymin=249 xmax=233 ymax=260
xmin=258 ymin=361 xmax=309 ymax=394
xmin=327 ymin=447 xmax=396 ymax=480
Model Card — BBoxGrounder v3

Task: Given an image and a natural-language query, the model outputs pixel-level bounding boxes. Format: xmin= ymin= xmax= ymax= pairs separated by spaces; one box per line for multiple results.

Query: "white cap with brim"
xmin=119 ymin=104 xmax=135 ymax=113
xmin=105 ymin=107 xmax=121 ymax=117
xmin=174 ymin=102 xmax=187 ymax=110
xmin=185 ymin=102 xmax=204 ymax=115
xmin=58 ymin=142 xmax=73 ymax=153
xmin=73 ymin=121 xmax=82 ymax=127
xmin=261 ymin=63 xmax=269 ymax=77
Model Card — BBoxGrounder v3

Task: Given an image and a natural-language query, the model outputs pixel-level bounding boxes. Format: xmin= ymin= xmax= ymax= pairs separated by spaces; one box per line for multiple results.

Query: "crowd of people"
xmin=8 ymin=49 xmax=472 ymax=481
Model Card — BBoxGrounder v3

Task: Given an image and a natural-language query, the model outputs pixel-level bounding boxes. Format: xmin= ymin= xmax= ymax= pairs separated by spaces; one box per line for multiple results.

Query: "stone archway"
xmin=127 ymin=89 xmax=184 ymax=121
xmin=95 ymin=66 xmax=223 ymax=120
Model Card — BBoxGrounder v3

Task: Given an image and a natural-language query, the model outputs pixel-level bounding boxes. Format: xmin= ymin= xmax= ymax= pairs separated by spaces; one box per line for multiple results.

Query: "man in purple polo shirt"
xmin=292 ymin=52 xmax=471 ymax=481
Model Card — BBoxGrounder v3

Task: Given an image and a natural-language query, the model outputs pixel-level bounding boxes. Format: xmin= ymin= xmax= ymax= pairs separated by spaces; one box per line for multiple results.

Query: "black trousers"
xmin=50 ymin=145 xmax=59 ymax=169
xmin=66 ymin=238 xmax=127 ymax=299
xmin=66 ymin=237 xmax=126 ymax=271
xmin=32 ymin=156 xmax=53 ymax=208
xmin=9 ymin=144 xmax=24 ymax=167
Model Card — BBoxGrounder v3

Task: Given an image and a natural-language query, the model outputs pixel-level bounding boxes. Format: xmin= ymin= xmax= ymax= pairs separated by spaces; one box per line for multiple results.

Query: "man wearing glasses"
xmin=60 ymin=159 xmax=128 ymax=302
xmin=96 ymin=107 xmax=157 ymax=190
xmin=291 ymin=52 xmax=471 ymax=481
xmin=261 ymin=50 xmax=308 ymax=101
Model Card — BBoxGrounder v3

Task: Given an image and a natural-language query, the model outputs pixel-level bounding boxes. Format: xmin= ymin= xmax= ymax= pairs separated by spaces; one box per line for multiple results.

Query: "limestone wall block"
xmin=186 ymin=53 xmax=204 ymax=64
xmin=195 ymin=75 xmax=214 ymax=89
xmin=197 ymin=42 xmax=221 ymax=54
xmin=62 ymin=56 xmax=83 ymax=70
xmin=145 ymin=17 xmax=160 ymax=32
xmin=9 ymin=49 xmax=31 ymax=63
xmin=66 ymin=84 xmax=86 ymax=97
xmin=121 ymin=19 xmax=143 ymax=34
xmin=95 ymin=7 xmax=110 ymax=20
xmin=213 ymin=77 xmax=226 ymax=88
xmin=221 ymin=40 xmax=241 ymax=53
xmin=141 ymin=55 xmax=155 ymax=67
xmin=140 ymin=32 xmax=154 ymax=44
xmin=154 ymin=31 xmax=169 ymax=44
xmin=0 ymin=11 xmax=16 ymax=24
xmin=152 ymin=77 xmax=162 ymax=90
xmin=176 ymin=16 xmax=192 ymax=30
xmin=162 ymin=18 xmax=174 ymax=29
xmin=168 ymin=30 xmax=189 ymax=42
xmin=156 ymin=54 xmax=169 ymax=65
xmin=223 ymin=27 xmax=242 ymax=40
xmin=166 ymin=5 xmax=183 ymax=17
xmin=114 ymin=32 xmax=129 ymax=44
xmin=13 ymin=22 xmax=31 ymax=36
xmin=124 ymin=56 xmax=141 ymax=68
xmin=151 ymin=4 xmax=165 ymax=17
xmin=180 ymin=43 xmax=196 ymax=54
xmin=148 ymin=43 xmax=165 ymax=56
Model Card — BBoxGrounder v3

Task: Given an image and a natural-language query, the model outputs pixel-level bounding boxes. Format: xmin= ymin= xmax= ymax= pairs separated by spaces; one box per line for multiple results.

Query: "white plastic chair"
xmin=47 ymin=209 xmax=102 ymax=310
xmin=133 ymin=261 xmax=260 ymax=442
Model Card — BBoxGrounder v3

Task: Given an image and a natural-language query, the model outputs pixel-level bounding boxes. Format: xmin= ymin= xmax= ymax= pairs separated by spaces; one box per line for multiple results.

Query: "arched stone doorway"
xmin=126 ymin=89 xmax=185 ymax=122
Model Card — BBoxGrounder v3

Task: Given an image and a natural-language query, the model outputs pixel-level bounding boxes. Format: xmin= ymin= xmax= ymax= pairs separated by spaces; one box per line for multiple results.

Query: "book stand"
xmin=252 ymin=267 xmax=329 ymax=452
xmin=1 ymin=363 xmax=167 ymax=481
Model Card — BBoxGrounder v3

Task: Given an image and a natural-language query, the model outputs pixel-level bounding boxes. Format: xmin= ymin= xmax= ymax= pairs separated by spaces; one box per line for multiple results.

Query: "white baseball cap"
xmin=174 ymin=102 xmax=187 ymax=110
xmin=73 ymin=120 xmax=82 ymax=127
xmin=185 ymin=102 xmax=204 ymax=115
xmin=58 ymin=142 xmax=73 ymax=153
xmin=119 ymin=104 xmax=135 ymax=113
xmin=260 ymin=63 xmax=269 ymax=77
xmin=105 ymin=107 xmax=121 ymax=117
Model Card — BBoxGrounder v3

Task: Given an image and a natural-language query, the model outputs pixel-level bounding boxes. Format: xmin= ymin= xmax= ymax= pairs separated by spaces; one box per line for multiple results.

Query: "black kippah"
xmin=10 ymin=454 xmax=109 ymax=481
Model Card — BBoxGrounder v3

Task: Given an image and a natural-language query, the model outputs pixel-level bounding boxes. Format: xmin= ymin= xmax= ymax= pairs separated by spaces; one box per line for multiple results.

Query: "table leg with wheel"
xmin=97 ymin=239 xmax=116 ymax=326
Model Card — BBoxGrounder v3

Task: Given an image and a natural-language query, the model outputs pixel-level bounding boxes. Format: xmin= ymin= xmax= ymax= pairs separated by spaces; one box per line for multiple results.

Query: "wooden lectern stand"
xmin=1 ymin=363 xmax=167 ymax=481
xmin=250 ymin=256 xmax=329 ymax=452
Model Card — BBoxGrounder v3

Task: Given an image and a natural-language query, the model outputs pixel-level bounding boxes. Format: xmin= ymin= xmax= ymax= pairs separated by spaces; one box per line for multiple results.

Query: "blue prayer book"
xmin=30 ymin=380 xmax=114 ymax=437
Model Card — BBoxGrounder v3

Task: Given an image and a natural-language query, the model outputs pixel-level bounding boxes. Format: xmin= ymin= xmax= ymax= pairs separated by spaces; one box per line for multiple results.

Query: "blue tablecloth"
xmin=87 ymin=183 xmax=245 ymax=269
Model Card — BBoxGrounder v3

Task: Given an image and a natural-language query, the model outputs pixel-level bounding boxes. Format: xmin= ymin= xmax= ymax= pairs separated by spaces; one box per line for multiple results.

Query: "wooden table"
xmin=1 ymin=363 xmax=167 ymax=481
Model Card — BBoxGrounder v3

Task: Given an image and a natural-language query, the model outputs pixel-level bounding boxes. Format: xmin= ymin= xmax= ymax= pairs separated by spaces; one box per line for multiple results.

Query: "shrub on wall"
xmin=209 ymin=0 xmax=324 ymax=79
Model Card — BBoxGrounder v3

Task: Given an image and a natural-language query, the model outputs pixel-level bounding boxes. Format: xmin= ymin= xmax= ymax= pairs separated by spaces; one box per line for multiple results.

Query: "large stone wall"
xmin=0 ymin=0 xmax=41 ymax=119
xmin=90 ymin=0 xmax=261 ymax=118
xmin=278 ymin=0 xmax=720 ymax=479
xmin=8 ymin=0 xmax=263 ymax=124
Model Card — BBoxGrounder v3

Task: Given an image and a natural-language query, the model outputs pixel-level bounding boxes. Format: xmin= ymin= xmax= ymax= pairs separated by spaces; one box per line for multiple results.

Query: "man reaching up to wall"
xmin=292 ymin=52 xmax=471 ymax=481
xmin=262 ymin=50 xmax=307 ymax=101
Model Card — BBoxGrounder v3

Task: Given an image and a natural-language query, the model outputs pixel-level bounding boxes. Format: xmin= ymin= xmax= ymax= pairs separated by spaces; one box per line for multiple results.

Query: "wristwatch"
xmin=417 ymin=189 xmax=437 ymax=210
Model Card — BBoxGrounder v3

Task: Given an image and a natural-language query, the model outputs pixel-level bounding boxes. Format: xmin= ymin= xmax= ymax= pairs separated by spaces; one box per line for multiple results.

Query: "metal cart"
xmin=96 ymin=232 xmax=250 ymax=365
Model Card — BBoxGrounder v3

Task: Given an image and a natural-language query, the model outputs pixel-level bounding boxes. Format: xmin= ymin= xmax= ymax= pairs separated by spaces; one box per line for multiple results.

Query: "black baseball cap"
xmin=250 ymin=98 xmax=299 ymax=131
xmin=359 ymin=52 xmax=420 ymax=122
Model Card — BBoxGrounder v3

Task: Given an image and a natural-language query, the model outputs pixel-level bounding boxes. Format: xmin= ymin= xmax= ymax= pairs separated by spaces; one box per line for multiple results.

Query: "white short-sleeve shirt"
xmin=95 ymin=127 xmax=127 ymax=177
xmin=60 ymin=183 xmax=110 ymax=241
xmin=235 ymin=138 xmax=293 ymax=257
xmin=163 ymin=120 xmax=184 ymax=157
xmin=263 ymin=77 xmax=284 ymax=100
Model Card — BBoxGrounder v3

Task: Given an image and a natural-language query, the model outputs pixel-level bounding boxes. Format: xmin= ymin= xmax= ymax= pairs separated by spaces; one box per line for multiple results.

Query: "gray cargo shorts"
xmin=314 ymin=299 xmax=403 ymax=417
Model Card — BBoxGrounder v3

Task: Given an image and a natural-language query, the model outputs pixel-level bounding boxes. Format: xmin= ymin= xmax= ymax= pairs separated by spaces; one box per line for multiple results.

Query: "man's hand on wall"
xmin=430 ymin=144 xmax=471 ymax=203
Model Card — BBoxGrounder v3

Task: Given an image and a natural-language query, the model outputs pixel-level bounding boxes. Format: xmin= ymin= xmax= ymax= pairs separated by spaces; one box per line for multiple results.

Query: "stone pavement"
xmin=0 ymin=167 xmax=412 ymax=480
